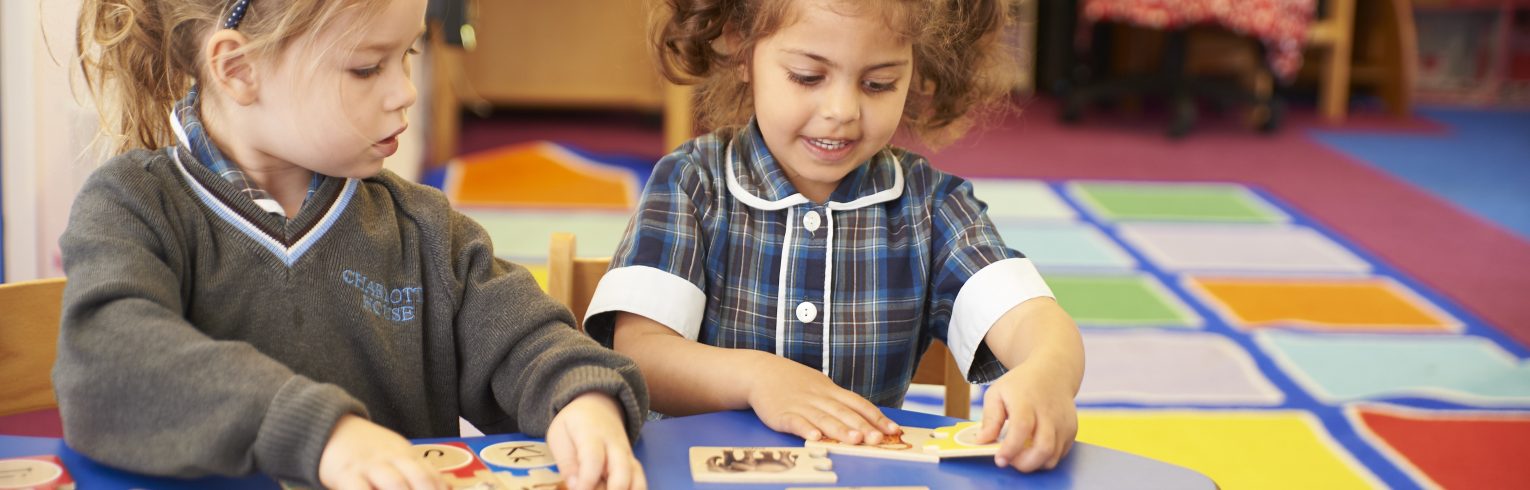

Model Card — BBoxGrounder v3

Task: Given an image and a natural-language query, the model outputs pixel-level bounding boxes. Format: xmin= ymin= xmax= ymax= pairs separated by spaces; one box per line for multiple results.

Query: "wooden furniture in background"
xmin=1307 ymin=0 xmax=1360 ymax=121
xmin=0 ymin=278 xmax=66 ymax=416
xmin=546 ymin=232 xmax=972 ymax=419
xmin=429 ymin=1 xmax=672 ymax=164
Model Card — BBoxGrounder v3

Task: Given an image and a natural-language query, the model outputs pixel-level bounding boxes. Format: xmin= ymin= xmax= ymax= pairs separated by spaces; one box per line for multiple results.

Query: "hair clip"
xmin=223 ymin=0 xmax=251 ymax=29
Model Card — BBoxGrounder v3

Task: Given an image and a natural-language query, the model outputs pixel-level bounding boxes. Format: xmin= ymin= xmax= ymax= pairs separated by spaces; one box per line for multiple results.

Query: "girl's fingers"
xmin=334 ymin=472 xmax=369 ymax=490
xmin=549 ymin=427 xmax=582 ymax=489
xmin=602 ymin=442 xmax=633 ymax=490
xmin=771 ymin=411 xmax=822 ymax=441
xmin=630 ymin=455 xmax=648 ymax=490
xmin=1048 ymin=435 xmax=1075 ymax=470
xmin=805 ymin=406 xmax=858 ymax=444
xmin=977 ymin=389 xmax=1008 ymax=444
xmin=995 ymin=405 xmax=1035 ymax=468
xmin=363 ymin=463 xmax=408 ymax=490
xmin=1015 ymin=416 xmax=1055 ymax=472
xmin=815 ymin=398 xmax=881 ymax=444
xmin=834 ymin=390 xmax=900 ymax=437
xmin=574 ymin=432 xmax=607 ymax=490
xmin=391 ymin=457 xmax=443 ymax=490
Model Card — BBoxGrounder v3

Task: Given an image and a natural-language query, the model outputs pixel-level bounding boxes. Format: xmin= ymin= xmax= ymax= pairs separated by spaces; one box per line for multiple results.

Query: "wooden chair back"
xmin=0 ymin=278 xmax=67 ymax=416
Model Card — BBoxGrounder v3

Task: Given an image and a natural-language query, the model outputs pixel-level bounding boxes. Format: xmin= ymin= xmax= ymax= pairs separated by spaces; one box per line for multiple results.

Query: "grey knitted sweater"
xmin=53 ymin=147 xmax=648 ymax=486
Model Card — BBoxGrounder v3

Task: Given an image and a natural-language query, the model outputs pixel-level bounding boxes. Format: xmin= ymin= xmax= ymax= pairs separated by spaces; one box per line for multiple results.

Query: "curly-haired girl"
xmin=584 ymin=0 xmax=1083 ymax=473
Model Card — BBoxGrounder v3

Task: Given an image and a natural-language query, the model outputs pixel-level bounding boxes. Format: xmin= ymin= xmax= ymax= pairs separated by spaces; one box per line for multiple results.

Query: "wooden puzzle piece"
xmin=805 ymin=426 xmax=940 ymax=463
xmin=495 ymin=468 xmax=565 ymax=490
xmin=443 ymin=469 xmax=512 ymax=490
xmin=689 ymin=447 xmax=836 ymax=484
xmin=443 ymin=468 xmax=564 ymax=490
xmin=0 ymin=455 xmax=74 ymax=490
xmin=923 ymin=421 xmax=1001 ymax=458
xmin=416 ymin=442 xmax=490 ymax=478
xmin=479 ymin=441 xmax=556 ymax=469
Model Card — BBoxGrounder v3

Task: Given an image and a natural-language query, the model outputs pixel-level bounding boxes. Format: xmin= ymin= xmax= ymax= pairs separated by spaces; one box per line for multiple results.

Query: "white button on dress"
xmin=803 ymin=210 xmax=822 ymax=233
xmin=795 ymin=301 xmax=818 ymax=323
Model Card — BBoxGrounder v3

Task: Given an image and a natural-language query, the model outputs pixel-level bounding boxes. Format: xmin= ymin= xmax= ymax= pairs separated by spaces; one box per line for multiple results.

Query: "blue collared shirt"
xmin=171 ymin=87 xmax=323 ymax=219
xmin=586 ymin=121 xmax=1053 ymax=407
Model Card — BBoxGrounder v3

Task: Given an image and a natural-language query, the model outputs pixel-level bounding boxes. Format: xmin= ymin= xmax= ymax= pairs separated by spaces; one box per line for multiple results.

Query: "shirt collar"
xmin=169 ymin=87 xmax=324 ymax=219
xmin=725 ymin=119 xmax=903 ymax=211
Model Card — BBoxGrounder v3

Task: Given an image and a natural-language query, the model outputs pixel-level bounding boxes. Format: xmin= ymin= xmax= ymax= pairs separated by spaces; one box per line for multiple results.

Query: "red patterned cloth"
xmin=1081 ymin=0 xmax=1317 ymax=79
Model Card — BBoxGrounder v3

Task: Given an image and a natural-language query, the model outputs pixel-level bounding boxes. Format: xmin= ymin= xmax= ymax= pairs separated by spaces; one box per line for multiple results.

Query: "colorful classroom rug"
xmin=435 ymin=142 xmax=1530 ymax=489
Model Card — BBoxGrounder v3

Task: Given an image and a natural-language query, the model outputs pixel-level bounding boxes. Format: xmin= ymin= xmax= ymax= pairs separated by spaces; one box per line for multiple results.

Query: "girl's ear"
xmin=204 ymin=29 xmax=260 ymax=105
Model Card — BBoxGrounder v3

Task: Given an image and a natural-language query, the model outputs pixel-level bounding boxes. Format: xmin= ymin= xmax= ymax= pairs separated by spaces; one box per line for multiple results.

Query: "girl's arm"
xmin=612 ymin=312 xmax=898 ymax=444
xmin=974 ymin=297 xmax=1084 ymax=472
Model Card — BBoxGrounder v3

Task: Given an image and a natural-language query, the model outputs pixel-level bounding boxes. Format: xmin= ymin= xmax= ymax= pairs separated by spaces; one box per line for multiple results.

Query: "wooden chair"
xmin=0 ymin=278 xmax=67 ymax=417
xmin=1307 ymin=0 xmax=1359 ymax=122
xmin=546 ymin=232 xmax=972 ymax=418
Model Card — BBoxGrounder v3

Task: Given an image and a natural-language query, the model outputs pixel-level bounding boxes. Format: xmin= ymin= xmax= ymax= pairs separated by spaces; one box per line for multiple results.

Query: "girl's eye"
xmin=404 ymin=47 xmax=421 ymax=60
xmin=863 ymin=80 xmax=896 ymax=93
xmin=787 ymin=72 xmax=824 ymax=86
xmin=350 ymin=65 xmax=382 ymax=78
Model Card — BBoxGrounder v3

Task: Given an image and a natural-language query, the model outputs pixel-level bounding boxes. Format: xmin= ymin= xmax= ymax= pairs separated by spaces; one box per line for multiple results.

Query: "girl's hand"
xmin=747 ymin=355 xmax=901 ymax=445
xmin=546 ymin=392 xmax=646 ymax=490
xmin=974 ymin=361 xmax=1079 ymax=472
xmin=318 ymin=414 xmax=446 ymax=490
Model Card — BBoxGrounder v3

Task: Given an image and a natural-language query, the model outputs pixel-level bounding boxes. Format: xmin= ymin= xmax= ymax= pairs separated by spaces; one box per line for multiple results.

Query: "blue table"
xmin=0 ymin=408 xmax=1215 ymax=489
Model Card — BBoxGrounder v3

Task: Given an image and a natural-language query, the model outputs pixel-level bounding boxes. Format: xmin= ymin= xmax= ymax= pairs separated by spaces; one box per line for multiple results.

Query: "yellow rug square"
xmin=1076 ymin=410 xmax=1378 ymax=489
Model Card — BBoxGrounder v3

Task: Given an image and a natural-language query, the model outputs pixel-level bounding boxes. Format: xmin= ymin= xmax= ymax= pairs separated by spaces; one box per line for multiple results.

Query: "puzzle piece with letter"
xmin=922 ymin=421 xmax=1002 ymax=458
xmin=690 ymin=446 xmax=836 ymax=483
xmin=0 ymin=455 xmax=75 ymax=490
xmin=416 ymin=442 xmax=492 ymax=479
xmin=478 ymin=441 xmax=557 ymax=470
xmin=805 ymin=426 xmax=940 ymax=463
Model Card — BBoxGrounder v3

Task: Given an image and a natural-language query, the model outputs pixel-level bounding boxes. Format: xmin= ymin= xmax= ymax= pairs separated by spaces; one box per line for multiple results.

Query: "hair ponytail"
xmin=78 ymin=0 xmax=198 ymax=155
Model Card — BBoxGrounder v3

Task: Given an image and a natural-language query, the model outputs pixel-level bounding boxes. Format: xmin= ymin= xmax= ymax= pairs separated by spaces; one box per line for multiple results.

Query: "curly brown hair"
xmin=77 ymin=0 xmax=386 ymax=155
xmin=652 ymin=0 xmax=1019 ymax=148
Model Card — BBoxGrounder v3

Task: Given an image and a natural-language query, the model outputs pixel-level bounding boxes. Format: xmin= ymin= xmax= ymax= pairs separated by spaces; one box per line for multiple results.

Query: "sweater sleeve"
xmin=446 ymin=209 xmax=649 ymax=441
xmin=52 ymin=156 xmax=364 ymax=486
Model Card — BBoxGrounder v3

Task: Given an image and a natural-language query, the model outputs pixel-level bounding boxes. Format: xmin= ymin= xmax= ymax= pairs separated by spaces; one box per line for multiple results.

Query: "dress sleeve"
xmin=922 ymin=175 xmax=1054 ymax=383
xmin=54 ymin=159 xmax=365 ymax=486
xmin=583 ymin=146 xmax=714 ymax=344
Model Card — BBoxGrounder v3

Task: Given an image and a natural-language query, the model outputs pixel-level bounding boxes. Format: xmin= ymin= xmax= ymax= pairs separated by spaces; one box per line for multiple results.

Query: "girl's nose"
xmin=819 ymin=81 xmax=860 ymax=124
xmin=386 ymin=64 xmax=418 ymax=113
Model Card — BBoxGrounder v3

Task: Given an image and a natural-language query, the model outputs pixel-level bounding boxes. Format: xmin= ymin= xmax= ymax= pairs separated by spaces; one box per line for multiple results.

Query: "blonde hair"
xmin=77 ymin=0 xmax=386 ymax=155
xmin=653 ymin=0 xmax=1019 ymax=148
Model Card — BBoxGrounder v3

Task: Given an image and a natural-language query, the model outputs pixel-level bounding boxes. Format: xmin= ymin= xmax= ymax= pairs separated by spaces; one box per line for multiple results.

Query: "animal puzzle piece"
xmin=805 ymin=426 xmax=940 ymax=462
xmin=922 ymin=421 xmax=1002 ymax=457
xmin=0 ymin=455 xmax=75 ymax=490
xmin=689 ymin=447 xmax=836 ymax=484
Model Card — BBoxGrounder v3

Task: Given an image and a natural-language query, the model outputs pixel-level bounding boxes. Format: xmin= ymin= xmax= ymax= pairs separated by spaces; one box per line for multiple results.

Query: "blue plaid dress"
xmin=585 ymin=121 xmax=1053 ymax=407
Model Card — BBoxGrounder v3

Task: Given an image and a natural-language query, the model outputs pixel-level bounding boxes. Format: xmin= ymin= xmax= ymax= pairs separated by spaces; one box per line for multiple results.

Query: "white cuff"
xmin=585 ymin=265 xmax=707 ymax=340
xmin=949 ymin=258 xmax=1054 ymax=379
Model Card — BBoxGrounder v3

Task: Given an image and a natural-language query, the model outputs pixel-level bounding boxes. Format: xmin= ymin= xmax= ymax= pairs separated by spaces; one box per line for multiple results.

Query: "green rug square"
xmin=1047 ymin=274 xmax=1202 ymax=328
xmin=1067 ymin=181 xmax=1288 ymax=223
